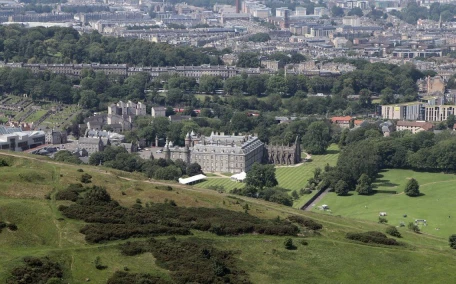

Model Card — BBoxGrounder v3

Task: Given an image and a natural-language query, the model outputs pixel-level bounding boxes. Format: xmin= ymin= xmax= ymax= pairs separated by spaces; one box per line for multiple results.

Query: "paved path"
xmin=303 ymin=187 xmax=330 ymax=211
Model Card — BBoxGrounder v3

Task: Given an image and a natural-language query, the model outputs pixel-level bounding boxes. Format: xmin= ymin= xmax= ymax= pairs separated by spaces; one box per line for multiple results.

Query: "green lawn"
xmin=25 ymin=110 xmax=48 ymax=123
xmin=196 ymin=145 xmax=340 ymax=208
xmin=196 ymin=177 xmax=242 ymax=191
xmin=315 ymin=169 xmax=456 ymax=238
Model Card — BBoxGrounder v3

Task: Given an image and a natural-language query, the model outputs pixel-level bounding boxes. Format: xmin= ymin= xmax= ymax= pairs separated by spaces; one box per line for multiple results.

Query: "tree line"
xmin=0 ymin=25 xmax=220 ymax=65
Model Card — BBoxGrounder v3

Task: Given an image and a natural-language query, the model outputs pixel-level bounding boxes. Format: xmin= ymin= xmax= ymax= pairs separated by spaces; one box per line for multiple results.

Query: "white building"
xmin=295 ymin=7 xmax=307 ymax=16
xmin=342 ymin=16 xmax=361 ymax=27
xmin=0 ymin=126 xmax=45 ymax=151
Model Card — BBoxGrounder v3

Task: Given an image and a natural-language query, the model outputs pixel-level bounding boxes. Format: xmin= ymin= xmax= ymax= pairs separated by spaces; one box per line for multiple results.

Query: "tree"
xmin=407 ymin=222 xmax=420 ymax=233
xmin=248 ymin=33 xmax=270 ymax=42
xmin=291 ymin=190 xmax=299 ymax=200
xmin=267 ymin=75 xmax=287 ymax=96
xmin=331 ymin=6 xmax=344 ymax=17
xmin=386 ymin=226 xmax=402 ymax=238
xmin=446 ymin=114 xmax=455 ymax=129
xmin=284 ymin=238 xmax=295 ymax=250
xmin=335 ymin=180 xmax=349 ymax=196
xmin=404 ymin=178 xmax=420 ymax=197
xmin=347 ymin=7 xmax=363 ymax=17
xmin=355 ymin=173 xmax=373 ymax=195
xmin=449 ymin=234 xmax=456 ymax=249
xmin=224 ymin=76 xmax=245 ymax=95
xmin=237 ymin=52 xmax=260 ymax=68
xmin=302 ymin=121 xmax=331 ymax=154
xmin=245 ymin=163 xmax=278 ymax=190
xmin=199 ymin=75 xmax=223 ymax=94
xmin=187 ymin=163 xmax=203 ymax=176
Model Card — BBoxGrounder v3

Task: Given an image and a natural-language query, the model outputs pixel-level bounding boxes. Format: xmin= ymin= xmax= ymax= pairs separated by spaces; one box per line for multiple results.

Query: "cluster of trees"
xmin=87 ymin=145 xmax=202 ymax=180
xmin=390 ymin=2 xmax=456 ymax=24
xmin=247 ymin=33 xmax=270 ymax=42
xmin=231 ymin=163 xmax=294 ymax=206
xmin=321 ymin=125 xmax=456 ymax=196
xmin=0 ymin=26 xmax=220 ymax=65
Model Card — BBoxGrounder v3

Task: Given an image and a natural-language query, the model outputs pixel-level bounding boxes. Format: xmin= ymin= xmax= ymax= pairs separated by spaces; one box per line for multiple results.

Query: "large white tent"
xmin=178 ymin=174 xmax=207 ymax=185
xmin=230 ymin=172 xmax=246 ymax=182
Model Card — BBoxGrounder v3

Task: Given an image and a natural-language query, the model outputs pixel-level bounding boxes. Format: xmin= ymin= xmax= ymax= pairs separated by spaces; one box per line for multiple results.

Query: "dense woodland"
xmin=0 ymin=25 xmax=220 ymax=65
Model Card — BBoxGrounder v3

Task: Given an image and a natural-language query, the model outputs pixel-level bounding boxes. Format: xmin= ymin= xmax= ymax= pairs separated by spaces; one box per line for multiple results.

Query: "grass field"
xmin=196 ymin=144 xmax=340 ymax=208
xmin=25 ymin=109 xmax=48 ymax=123
xmin=315 ymin=169 xmax=456 ymax=238
xmin=2 ymin=151 xmax=456 ymax=283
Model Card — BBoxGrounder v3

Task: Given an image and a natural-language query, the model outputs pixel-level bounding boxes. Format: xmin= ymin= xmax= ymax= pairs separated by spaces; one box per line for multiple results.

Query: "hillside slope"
xmin=0 ymin=151 xmax=455 ymax=283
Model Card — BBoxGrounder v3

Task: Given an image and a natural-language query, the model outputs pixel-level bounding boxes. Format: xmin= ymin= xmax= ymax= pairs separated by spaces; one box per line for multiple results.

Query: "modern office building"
xmin=0 ymin=126 xmax=45 ymax=151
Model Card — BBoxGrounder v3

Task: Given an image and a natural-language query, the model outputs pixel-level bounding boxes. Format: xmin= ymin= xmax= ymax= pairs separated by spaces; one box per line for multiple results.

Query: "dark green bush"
xmin=59 ymin=189 xmax=298 ymax=243
xmin=7 ymin=223 xmax=17 ymax=231
xmin=118 ymin=238 xmax=250 ymax=284
xmin=287 ymin=215 xmax=323 ymax=230
xmin=386 ymin=226 xmax=402 ymax=238
xmin=80 ymin=173 xmax=92 ymax=183
xmin=346 ymin=231 xmax=399 ymax=246
xmin=6 ymin=257 xmax=63 ymax=284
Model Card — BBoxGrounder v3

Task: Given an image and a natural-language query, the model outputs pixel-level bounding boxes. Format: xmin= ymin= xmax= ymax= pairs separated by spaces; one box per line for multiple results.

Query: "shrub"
xmin=7 ymin=223 xmax=17 ymax=231
xmin=58 ymin=187 xmax=299 ymax=243
xmin=94 ymin=256 xmax=107 ymax=270
xmin=7 ymin=257 xmax=63 ymax=284
xmin=299 ymin=188 xmax=312 ymax=195
xmin=118 ymin=238 xmax=250 ymax=283
xmin=346 ymin=231 xmax=400 ymax=246
xmin=378 ymin=217 xmax=388 ymax=224
xmin=385 ymin=226 xmax=402 ymax=238
xmin=0 ymin=159 xmax=9 ymax=167
xmin=77 ymin=169 xmax=84 ymax=172
xmin=287 ymin=215 xmax=323 ymax=230
xmin=407 ymin=222 xmax=420 ymax=233
xmin=299 ymin=239 xmax=308 ymax=246
xmin=449 ymin=234 xmax=456 ymax=249
xmin=284 ymin=238 xmax=295 ymax=250
xmin=80 ymin=173 xmax=92 ymax=183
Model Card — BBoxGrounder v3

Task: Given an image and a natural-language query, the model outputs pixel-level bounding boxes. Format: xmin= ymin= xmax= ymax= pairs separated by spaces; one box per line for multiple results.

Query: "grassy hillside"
xmin=0 ymin=151 xmax=456 ymax=283
xmin=315 ymin=169 xmax=456 ymax=238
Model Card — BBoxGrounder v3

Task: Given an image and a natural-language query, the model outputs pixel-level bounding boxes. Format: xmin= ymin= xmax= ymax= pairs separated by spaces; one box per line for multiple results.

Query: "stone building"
xmin=164 ymin=132 xmax=264 ymax=173
xmin=265 ymin=136 xmax=301 ymax=165
xmin=77 ymin=137 xmax=110 ymax=156
xmin=152 ymin=106 xmax=166 ymax=117
xmin=45 ymin=130 xmax=67 ymax=145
